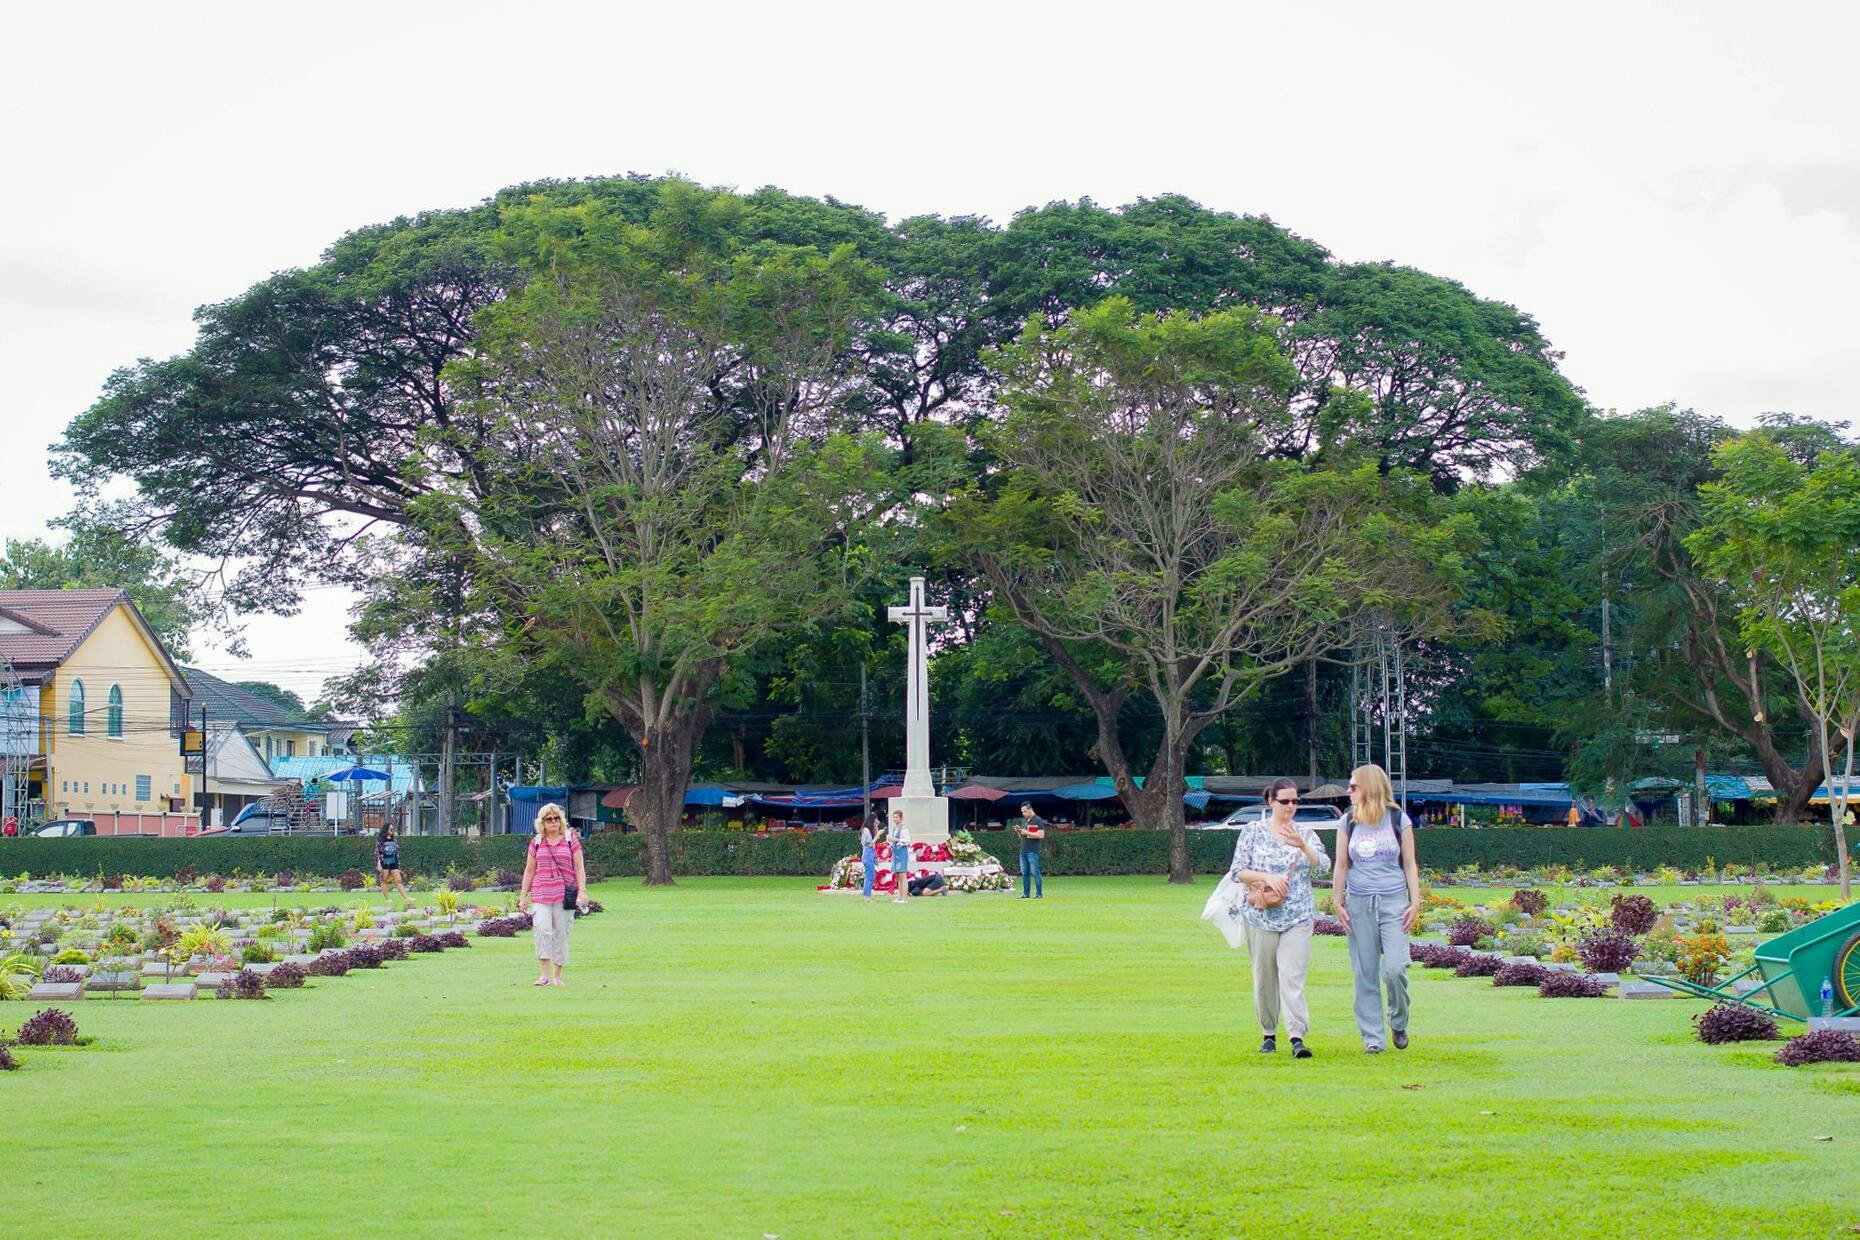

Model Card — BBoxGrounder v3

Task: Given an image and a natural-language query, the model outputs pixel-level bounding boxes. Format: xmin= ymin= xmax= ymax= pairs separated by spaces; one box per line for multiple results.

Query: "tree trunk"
xmin=620 ymin=708 xmax=706 ymax=887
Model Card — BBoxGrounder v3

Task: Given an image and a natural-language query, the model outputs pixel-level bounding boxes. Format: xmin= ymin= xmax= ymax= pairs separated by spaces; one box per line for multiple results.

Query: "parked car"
xmin=226 ymin=805 xmax=295 ymax=834
xmin=1190 ymin=804 xmax=1347 ymax=831
xmin=32 ymin=818 xmax=97 ymax=838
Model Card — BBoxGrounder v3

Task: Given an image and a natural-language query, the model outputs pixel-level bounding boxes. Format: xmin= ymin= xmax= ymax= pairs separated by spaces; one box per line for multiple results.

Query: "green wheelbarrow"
xmin=1651 ymin=899 xmax=1860 ymax=1020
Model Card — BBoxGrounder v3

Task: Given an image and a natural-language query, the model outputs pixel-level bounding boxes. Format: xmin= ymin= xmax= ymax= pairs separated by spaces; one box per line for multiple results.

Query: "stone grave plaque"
xmin=141 ymin=983 xmax=197 ymax=1000
xmin=28 ymin=981 xmax=84 ymax=1001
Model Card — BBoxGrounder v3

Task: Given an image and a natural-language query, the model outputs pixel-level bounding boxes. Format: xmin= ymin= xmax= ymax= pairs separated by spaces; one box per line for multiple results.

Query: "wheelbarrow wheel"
xmin=1838 ymin=929 xmax=1860 ymax=1011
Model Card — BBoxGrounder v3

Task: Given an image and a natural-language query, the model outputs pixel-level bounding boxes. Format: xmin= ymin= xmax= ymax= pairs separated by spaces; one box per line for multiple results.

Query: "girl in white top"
xmin=887 ymin=811 xmax=912 ymax=903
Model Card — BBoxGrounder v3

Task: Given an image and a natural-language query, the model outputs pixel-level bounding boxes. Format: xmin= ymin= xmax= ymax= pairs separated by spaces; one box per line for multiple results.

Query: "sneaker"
xmin=1260 ymin=1036 xmax=1276 ymax=1054
xmin=1290 ymin=1038 xmax=1312 ymax=1060
xmin=1393 ymin=1030 xmax=1409 ymax=1050
xmin=1364 ymin=1044 xmax=1384 ymax=1054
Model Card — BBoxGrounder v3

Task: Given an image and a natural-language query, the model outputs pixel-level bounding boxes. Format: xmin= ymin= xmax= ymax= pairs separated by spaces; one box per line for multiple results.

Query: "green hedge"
xmin=0 ymin=824 xmax=1838 ymax=882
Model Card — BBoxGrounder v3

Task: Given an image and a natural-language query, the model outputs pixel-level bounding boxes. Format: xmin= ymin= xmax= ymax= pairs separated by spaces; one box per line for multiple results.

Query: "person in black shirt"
xmin=375 ymin=824 xmax=408 ymax=902
xmin=1016 ymin=803 xmax=1048 ymax=899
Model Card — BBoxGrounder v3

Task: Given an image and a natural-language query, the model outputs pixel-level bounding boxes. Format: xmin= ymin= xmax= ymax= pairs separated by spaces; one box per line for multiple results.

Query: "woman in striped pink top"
xmin=518 ymin=803 xmax=589 ymax=987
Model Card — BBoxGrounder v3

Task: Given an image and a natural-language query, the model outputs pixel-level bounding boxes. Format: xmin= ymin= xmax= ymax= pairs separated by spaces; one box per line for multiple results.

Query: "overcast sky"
xmin=2 ymin=1 xmax=1855 ymax=701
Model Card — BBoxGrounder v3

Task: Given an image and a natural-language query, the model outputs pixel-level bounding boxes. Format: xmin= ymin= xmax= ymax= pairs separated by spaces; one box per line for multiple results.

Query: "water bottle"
xmin=1823 ymin=976 xmax=1835 ymax=1018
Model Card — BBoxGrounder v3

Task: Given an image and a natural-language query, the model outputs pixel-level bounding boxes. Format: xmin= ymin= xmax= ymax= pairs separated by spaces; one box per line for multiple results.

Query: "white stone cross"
xmin=887 ymin=575 xmax=949 ymax=801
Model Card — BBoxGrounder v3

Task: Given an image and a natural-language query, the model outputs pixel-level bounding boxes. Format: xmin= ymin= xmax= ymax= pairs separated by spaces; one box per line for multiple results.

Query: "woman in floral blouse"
xmin=1229 ymin=777 xmax=1332 ymax=1059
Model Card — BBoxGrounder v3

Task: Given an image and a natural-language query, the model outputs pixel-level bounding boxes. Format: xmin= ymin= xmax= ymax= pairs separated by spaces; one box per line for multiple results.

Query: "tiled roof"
xmin=0 ymin=588 xmax=129 ymax=672
xmin=181 ymin=665 xmax=325 ymax=731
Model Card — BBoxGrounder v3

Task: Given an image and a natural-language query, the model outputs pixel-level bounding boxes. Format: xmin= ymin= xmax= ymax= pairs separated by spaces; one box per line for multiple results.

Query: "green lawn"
xmin=4 ymin=878 xmax=1857 ymax=1239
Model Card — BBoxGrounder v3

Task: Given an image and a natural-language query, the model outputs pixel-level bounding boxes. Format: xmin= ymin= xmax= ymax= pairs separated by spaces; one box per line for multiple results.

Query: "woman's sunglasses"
xmin=1274 ymin=796 xmax=1299 ymax=805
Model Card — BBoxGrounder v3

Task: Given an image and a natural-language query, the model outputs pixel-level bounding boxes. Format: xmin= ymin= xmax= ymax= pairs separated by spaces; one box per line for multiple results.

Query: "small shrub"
xmin=392 ymin=922 xmax=419 ymax=939
xmin=445 ymin=869 xmax=478 ymax=892
xmin=306 ymin=952 xmax=351 ymax=977
xmin=1446 ymin=916 xmax=1489 ymax=948
xmin=337 ymin=868 xmax=366 ymax=892
xmin=436 ymin=932 xmax=469 ymax=949
xmin=1693 ymin=1003 xmax=1778 ymax=1044
xmin=477 ymin=915 xmax=527 ymax=938
xmin=172 ymin=864 xmax=198 ymax=886
xmin=1454 ymin=954 xmax=1504 ymax=978
xmin=1609 ymin=893 xmax=1658 ymax=935
xmin=101 ymin=874 xmax=125 ymax=891
xmin=204 ymin=875 xmax=226 ymax=893
xmin=1312 ymin=917 xmax=1346 ymax=936
xmin=1758 ymin=908 xmax=1791 ymax=934
xmin=493 ymin=867 xmax=522 ymax=892
xmin=1576 ymin=929 xmax=1638 ymax=974
xmin=240 ymin=944 xmax=277 ymax=966
xmin=346 ymin=945 xmax=385 ymax=969
xmin=1774 ymin=1029 xmax=1860 ymax=1067
xmin=52 ymin=948 xmax=91 ymax=965
xmin=0 ymin=1045 xmax=16 ymax=1071
xmin=15 ymin=1007 xmax=79 ymax=1045
xmin=273 ymin=870 xmax=296 ymax=888
xmin=306 ymin=921 xmax=348 ymax=953
xmin=1677 ymin=932 xmax=1733 ymax=986
xmin=350 ymin=907 xmax=375 ymax=931
xmin=264 ymin=961 xmax=307 ymax=989
xmin=216 ymin=970 xmax=268 ymax=1000
xmin=409 ymin=934 xmax=445 ymax=953
xmin=1420 ymin=946 xmax=1474 ymax=971
xmin=41 ymin=966 xmax=83 ymax=984
xmin=378 ymin=939 xmax=410 ymax=961
xmin=1502 ymin=933 xmax=1549 ymax=958
xmin=1510 ymin=888 xmax=1548 ymax=917
xmin=1492 ymin=961 xmax=1551 ymax=987
xmin=1538 ymin=971 xmax=1609 ymax=998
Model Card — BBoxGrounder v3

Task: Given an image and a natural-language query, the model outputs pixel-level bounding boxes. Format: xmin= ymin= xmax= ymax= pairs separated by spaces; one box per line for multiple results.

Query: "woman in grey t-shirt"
xmin=1333 ymin=764 xmax=1422 ymax=1053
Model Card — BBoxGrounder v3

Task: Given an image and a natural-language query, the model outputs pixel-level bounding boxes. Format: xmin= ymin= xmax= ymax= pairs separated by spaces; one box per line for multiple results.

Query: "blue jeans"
xmin=861 ymin=847 xmax=877 ymax=898
xmin=1021 ymin=849 xmax=1043 ymax=897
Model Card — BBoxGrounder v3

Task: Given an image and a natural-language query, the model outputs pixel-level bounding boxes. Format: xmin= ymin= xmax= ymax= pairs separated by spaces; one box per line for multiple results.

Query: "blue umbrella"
xmin=325 ymin=766 xmax=390 ymax=832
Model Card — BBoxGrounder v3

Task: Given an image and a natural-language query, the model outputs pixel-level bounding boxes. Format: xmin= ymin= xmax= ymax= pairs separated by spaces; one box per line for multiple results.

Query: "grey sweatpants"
xmin=532 ymin=901 xmax=574 ymax=966
xmin=1345 ymin=891 xmax=1411 ymax=1047
xmin=1242 ymin=920 xmax=1313 ymax=1038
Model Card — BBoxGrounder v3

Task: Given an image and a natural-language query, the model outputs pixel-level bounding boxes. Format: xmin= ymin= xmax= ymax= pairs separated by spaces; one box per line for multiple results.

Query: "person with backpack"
xmin=1228 ymin=777 xmax=1331 ymax=1059
xmin=1333 ymin=764 xmax=1422 ymax=1054
xmin=374 ymin=823 xmax=408 ymax=903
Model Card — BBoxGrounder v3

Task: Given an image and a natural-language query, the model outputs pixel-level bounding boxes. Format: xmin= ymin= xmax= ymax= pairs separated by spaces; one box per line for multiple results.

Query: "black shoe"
xmin=1290 ymin=1038 xmax=1312 ymax=1059
xmin=1393 ymin=1030 xmax=1409 ymax=1050
xmin=1260 ymin=1036 xmax=1276 ymax=1054
xmin=1019 ymin=894 xmax=1030 ymax=899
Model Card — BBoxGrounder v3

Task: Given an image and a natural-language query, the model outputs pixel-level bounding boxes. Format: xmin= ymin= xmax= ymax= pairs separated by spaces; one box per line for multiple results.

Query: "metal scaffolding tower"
xmin=1 ymin=653 xmax=35 ymax=827
xmin=1349 ymin=622 xmax=1410 ymax=816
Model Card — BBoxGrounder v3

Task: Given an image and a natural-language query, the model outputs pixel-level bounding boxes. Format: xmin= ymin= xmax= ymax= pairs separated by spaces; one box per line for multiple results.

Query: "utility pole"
xmin=439 ymin=706 xmax=457 ymax=835
xmin=198 ymin=703 xmax=212 ymax=831
xmin=1695 ymin=745 xmax=1708 ymax=827
xmin=1305 ymin=659 xmax=1319 ymax=789
xmin=859 ymin=664 xmax=872 ymax=829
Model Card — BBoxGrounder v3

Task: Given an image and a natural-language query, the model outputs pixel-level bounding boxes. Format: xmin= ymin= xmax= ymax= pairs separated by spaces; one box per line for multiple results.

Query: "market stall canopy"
xmin=948 ymin=784 xmax=1009 ymax=802
xmin=326 ymin=765 xmax=390 ymax=783
xmin=599 ymin=787 xmax=637 ymax=809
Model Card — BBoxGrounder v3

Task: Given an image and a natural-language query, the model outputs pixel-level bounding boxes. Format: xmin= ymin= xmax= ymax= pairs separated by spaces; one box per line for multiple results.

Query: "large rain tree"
xmin=948 ymin=297 xmax=1467 ymax=883
xmin=1690 ymin=432 xmax=1860 ymax=899
xmin=414 ymin=197 xmax=904 ymax=885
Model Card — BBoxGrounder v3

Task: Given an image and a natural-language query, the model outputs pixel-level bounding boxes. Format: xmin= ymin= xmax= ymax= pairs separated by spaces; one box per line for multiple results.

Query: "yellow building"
xmin=0 ymin=588 xmax=194 ymax=832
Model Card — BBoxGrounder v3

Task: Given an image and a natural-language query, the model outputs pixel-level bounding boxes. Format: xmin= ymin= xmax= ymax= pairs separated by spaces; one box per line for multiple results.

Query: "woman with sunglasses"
xmin=1333 ymin=764 xmax=1421 ymax=1053
xmin=518 ymin=802 xmax=590 ymax=987
xmin=1228 ymin=777 xmax=1331 ymax=1058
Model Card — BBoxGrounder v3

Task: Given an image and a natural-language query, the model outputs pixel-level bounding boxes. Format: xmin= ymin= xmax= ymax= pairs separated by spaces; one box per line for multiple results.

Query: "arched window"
xmin=108 ymin=685 xmax=124 ymax=738
xmin=68 ymin=680 xmax=86 ymax=736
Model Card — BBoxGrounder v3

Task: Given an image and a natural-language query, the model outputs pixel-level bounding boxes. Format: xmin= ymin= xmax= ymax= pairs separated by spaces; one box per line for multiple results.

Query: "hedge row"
xmin=1 ymin=823 xmax=1840 ymax=882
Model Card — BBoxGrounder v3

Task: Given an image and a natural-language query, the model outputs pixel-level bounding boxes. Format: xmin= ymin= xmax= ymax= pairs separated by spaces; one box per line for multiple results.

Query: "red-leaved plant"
xmin=1692 ymin=1003 xmax=1777 ymax=1044
xmin=1609 ymin=893 xmax=1658 ymax=935
xmin=1774 ymin=1029 xmax=1860 ymax=1067
xmin=1576 ymin=929 xmax=1638 ymax=974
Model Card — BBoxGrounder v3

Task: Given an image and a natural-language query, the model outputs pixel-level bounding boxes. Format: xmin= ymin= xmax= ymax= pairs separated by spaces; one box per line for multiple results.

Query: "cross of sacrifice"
xmin=887 ymin=575 xmax=949 ymax=800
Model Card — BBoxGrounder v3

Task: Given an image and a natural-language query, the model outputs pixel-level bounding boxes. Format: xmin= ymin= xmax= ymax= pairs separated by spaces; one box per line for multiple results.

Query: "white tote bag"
xmin=1200 ymin=873 xmax=1248 ymax=949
